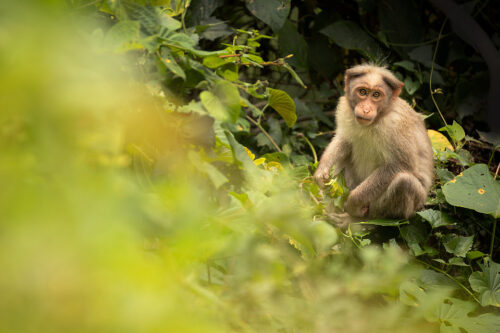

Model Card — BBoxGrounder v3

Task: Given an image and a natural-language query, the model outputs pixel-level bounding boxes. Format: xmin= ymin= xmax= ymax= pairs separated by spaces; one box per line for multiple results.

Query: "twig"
xmin=495 ymin=163 xmax=500 ymax=179
xmin=415 ymin=259 xmax=481 ymax=304
xmin=218 ymin=54 xmax=242 ymax=58
xmin=246 ymin=115 xmax=282 ymax=152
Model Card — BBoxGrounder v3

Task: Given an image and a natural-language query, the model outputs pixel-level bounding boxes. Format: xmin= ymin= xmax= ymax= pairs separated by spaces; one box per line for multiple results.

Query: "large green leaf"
xmin=200 ymin=81 xmax=241 ymax=123
xmin=277 ymin=20 xmax=308 ymax=71
xmin=443 ymin=236 xmax=474 ymax=258
xmin=417 ymin=209 xmax=454 ymax=229
xmin=320 ymin=20 xmax=379 ymax=57
xmin=267 ymin=88 xmax=296 ymax=127
xmin=469 ymin=260 xmax=500 ymax=307
xmin=246 ymin=0 xmax=291 ymax=32
xmin=429 ymin=298 xmax=500 ymax=333
xmin=442 ymin=164 xmax=500 ymax=218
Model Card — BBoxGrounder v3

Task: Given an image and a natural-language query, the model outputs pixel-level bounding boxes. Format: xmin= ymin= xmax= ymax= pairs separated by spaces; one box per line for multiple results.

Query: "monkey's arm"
xmin=344 ymin=164 xmax=400 ymax=217
xmin=314 ymin=136 xmax=351 ymax=185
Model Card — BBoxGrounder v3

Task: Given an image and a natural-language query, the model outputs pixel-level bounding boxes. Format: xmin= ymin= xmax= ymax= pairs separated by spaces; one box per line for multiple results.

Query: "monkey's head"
xmin=344 ymin=64 xmax=404 ymax=126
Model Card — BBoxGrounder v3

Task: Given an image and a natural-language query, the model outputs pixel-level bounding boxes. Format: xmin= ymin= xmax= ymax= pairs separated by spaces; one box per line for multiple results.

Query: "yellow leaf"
xmin=427 ymin=129 xmax=453 ymax=152
xmin=253 ymin=157 xmax=266 ymax=165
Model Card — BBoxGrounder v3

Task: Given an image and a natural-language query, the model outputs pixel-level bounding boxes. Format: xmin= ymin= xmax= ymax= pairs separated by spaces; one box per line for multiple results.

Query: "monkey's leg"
xmin=370 ymin=172 xmax=427 ymax=219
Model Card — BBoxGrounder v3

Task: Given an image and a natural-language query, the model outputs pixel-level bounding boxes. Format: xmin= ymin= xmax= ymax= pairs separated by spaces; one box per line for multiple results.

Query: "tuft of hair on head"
xmin=344 ymin=63 xmax=404 ymax=98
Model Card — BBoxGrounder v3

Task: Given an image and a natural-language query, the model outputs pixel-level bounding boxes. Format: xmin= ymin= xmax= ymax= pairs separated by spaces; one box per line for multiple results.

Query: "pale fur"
xmin=315 ymin=65 xmax=434 ymax=222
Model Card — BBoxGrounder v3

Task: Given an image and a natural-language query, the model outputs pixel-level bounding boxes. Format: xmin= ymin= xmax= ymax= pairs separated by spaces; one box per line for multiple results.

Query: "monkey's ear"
xmin=382 ymin=74 xmax=404 ymax=99
xmin=344 ymin=67 xmax=367 ymax=93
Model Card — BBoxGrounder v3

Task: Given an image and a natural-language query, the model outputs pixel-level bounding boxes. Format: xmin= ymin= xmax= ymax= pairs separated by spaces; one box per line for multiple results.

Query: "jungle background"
xmin=0 ymin=0 xmax=499 ymax=332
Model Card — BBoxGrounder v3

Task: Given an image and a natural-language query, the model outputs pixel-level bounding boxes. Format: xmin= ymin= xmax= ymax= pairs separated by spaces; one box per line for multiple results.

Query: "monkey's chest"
xmin=350 ymin=139 xmax=388 ymax=180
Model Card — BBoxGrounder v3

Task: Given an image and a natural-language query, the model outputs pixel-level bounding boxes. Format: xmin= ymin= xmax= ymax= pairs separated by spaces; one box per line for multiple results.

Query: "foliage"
xmin=0 ymin=0 xmax=499 ymax=332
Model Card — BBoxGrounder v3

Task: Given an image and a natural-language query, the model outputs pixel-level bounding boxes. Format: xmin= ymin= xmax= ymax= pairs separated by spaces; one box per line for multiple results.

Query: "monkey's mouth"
xmin=355 ymin=116 xmax=373 ymax=125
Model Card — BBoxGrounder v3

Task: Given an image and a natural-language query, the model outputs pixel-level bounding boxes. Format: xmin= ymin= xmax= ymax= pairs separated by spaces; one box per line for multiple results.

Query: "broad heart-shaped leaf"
xmin=469 ymin=260 xmax=500 ymax=307
xmin=417 ymin=209 xmax=454 ymax=229
xmin=428 ymin=130 xmax=453 ymax=152
xmin=429 ymin=298 xmax=500 ymax=333
xmin=443 ymin=235 xmax=473 ymax=258
xmin=246 ymin=0 xmax=291 ymax=32
xmin=320 ymin=20 xmax=379 ymax=58
xmin=267 ymin=88 xmax=296 ymax=127
xmin=404 ymin=76 xmax=421 ymax=95
xmin=201 ymin=81 xmax=241 ymax=123
xmin=442 ymin=164 xmax=500 ymax=218
xmin=159 ymin=47 xmax=186 ymax=79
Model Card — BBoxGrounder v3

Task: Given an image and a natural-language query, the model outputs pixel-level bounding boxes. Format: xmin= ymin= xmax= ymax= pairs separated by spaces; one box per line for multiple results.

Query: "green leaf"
xmin=394 ymin=60 xmax=416 ymax=72
xmin=202 ymin=55 xmax=228 ymax=68
xmin=417 ymin=209 xmax=454 ymax=229
xmin=120 ymin=1 xmax=160 ymax=35
xmin=440 ymin=121 xmax=466 ymax=142
xmin=466 ymin=251 xmax=486 ymax=261
xmin=104 ymin=20 xmax=141 ymax=51
xmin=443 ymin=236 xmax=474 ymax=258
xmin=404 ymin=76 xmax=421 ymax=95
xmin=246 ymin=0 xmax=291 ymax=32
xmin=448 ymin=257 xmax=468 ymax=267
xmin=469 ymin=260 xmax=500 ymax=307
xmin=357 ymin=218 xmax=409 ymax=227
xmin=320 ymin=20 xmax=379 ymax=58
xmin=277 ymin=20 xmax=308 ymax=71
xmin=436 ymin=168 xmax=455 ymax=182
xmin=159 ymin=47 xmax=186 ymax=79
xmin=430 ymin=298 xmax=500 ymax=333
xmin=267 ymin=88 xmax=296 ymax=127
xmin=200 ymin=81 xmax=241 ymax=123
xmin=188 ymin=151 xmax=228 ymax=189
xmin=442 ymin=164 xmax=500 ymax=218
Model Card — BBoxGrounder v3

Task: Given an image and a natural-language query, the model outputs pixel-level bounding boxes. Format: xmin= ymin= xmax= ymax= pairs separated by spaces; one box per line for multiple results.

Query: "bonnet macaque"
xmin=314 ymin=64 xmax=433 ymax=225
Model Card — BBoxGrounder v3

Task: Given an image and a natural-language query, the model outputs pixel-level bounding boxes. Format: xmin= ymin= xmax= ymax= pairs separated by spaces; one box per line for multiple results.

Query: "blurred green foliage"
xmin=0 ymin=1 xmax=499 ymax=332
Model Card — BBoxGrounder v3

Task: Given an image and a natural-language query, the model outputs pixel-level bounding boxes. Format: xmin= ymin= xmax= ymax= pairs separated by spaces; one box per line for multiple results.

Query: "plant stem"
xmin=490 ymin=219 xmax=497 ymax=258
xmin=429 ymin=19 xmax=452 ymax=144
xmin=415 ymin=259 xmax=480 ymax=304
xmin=257 ymin=104 xmax=268 ymax=124
xmin=181 ymin=0 xmax=188 ymax=34
xmin=246 ymin=115 xmax=282 ymax=152
xmin=298 ymin=133 xmax=318 ymax=164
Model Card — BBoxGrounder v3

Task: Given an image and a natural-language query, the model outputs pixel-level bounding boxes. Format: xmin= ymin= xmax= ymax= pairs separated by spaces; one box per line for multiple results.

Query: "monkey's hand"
xmin=313 ymin=165 xmax=331 ymax=187
xmin=344 ymin=194 xmax=369 ymax=218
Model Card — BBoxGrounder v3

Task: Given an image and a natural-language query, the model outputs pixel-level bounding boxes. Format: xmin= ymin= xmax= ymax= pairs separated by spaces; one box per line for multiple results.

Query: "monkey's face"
xmin=351 ymin=85 xmax=387 ymax=126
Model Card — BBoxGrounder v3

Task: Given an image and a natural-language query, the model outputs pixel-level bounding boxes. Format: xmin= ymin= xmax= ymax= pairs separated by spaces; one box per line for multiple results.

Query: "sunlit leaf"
xmin=267 ymin=88 xmax=297 ymax=127
xmin=428 ymin=129 xmax=453 ymax=152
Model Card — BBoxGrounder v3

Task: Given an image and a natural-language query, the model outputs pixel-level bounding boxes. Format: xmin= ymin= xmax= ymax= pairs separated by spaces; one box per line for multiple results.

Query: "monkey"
xmin=314 ymin=64 xmax=434 ymax=226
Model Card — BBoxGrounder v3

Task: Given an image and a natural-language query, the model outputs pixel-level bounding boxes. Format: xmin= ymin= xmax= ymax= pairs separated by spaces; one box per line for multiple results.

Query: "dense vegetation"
xmin=0 ymin=0 xmax=498 ymax=332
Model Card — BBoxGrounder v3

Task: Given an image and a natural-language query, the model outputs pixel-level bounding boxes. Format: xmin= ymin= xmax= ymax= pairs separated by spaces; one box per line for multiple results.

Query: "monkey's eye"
xmin=359 ymin=88 xmax=368 ymax=96
xmin=372 ymin=91 xmax=381 ymax=98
